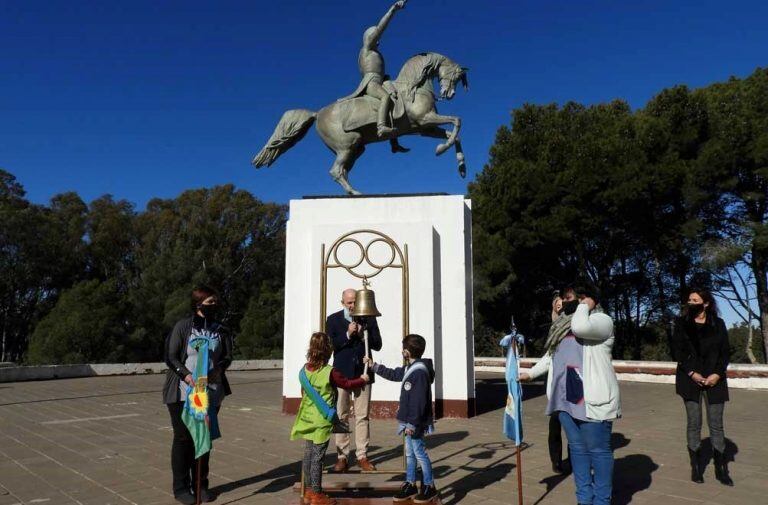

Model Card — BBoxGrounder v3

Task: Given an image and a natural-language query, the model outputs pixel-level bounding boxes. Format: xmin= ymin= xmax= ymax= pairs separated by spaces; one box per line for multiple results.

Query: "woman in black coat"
xmin=162 ymin=286 xmax=233 ymax=504
xmin=671 ymin=288 xmax=733 ymax=486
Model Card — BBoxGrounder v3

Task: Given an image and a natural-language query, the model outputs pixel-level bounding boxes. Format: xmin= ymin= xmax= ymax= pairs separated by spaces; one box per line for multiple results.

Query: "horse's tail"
xmin=252 ymin=109 xmax=317 ymax=168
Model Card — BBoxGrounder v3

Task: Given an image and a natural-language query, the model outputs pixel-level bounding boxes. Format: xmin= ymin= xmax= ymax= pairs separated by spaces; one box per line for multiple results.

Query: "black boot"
xmin=688 ymin=448 xmax=704 ymax=483
xmin=713 ymin=450 xmax=734 ymax=486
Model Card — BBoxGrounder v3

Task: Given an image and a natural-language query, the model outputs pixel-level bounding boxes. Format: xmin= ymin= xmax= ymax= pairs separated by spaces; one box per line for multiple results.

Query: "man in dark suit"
xmin=327 ymin=288 xmax=383 ymax=472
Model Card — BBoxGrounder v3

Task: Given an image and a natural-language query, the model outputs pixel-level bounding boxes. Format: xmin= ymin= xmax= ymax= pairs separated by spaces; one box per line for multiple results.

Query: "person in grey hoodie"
xmin=365 ymin=334 xmax=438 ymax=503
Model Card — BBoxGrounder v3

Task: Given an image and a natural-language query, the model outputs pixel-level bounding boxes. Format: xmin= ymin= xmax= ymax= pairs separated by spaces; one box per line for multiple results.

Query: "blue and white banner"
xmin=500 ymin=331 xmax=524 ymax=446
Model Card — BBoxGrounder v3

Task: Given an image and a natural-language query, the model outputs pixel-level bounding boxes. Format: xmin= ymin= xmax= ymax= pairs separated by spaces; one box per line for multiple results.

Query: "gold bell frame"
xmin=320 ymin=229 xmax=409 ymax=336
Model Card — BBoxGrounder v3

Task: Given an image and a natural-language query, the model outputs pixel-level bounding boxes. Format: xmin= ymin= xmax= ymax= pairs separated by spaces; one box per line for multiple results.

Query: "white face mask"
xmin=343 ymin=307 xmax=352 ymax=322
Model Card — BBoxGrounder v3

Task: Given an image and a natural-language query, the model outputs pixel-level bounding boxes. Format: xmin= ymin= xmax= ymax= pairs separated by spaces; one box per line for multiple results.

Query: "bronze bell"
xmin=350 ymin=280 xmax=381 ymax=318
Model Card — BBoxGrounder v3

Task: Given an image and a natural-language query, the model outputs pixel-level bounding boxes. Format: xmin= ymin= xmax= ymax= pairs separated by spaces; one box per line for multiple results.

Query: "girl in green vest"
xmin=291 ymin=332 xmax=369 ymax=505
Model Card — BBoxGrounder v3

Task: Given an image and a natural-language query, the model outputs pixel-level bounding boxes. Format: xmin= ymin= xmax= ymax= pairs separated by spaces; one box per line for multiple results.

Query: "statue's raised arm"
xmin=364 ymin=0 xmax=407 ymax=48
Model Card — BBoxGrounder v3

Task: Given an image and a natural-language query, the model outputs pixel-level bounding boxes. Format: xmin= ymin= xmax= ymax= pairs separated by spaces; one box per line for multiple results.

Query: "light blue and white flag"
xmin=500 ymin=330 xmax=525 ymax=446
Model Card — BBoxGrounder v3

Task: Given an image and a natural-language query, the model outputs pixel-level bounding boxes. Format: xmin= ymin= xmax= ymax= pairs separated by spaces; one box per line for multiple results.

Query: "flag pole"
xmin=516 ymin=446 xmax=523 ymax=505
xmin=195 ymin=457 xmax=202 ymax=505
xmin=512 ymin=338 xmax=523 ymax=505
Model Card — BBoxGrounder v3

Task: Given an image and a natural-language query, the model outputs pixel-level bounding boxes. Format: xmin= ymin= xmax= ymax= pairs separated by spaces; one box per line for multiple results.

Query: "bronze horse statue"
xmin=252 ymin=52 xmax=468 ymax=195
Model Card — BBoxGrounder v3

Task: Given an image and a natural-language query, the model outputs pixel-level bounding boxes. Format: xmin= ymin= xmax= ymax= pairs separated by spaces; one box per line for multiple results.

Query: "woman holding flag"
xmin=163 ymin=286 xmax=233 ymax=505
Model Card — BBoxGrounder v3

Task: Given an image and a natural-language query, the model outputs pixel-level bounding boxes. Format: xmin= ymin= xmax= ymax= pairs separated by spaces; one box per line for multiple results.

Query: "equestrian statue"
xmin=252 ymin=0 xmax=469 ymax=195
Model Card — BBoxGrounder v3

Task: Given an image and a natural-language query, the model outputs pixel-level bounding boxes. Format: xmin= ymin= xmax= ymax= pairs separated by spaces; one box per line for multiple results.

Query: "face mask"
xmin=687 ymin=303 xmax=705 ymax=317
xmin=562 ymin=299 xmax=580 ymax=315
xmin=199 ymin=304 xmax=219 ymax=320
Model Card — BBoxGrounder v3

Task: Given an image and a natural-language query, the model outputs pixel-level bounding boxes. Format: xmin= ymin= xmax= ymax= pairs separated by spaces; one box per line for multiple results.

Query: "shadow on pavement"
xmin=612 ymin=453 xmax=659 ymax=505
xmin=211 ymin=431 xmax=472 ymax=498
xmin=433 ymin=441 xmax=527 ymax=505
xmin=210 ymin=459 xmax=302 ymax=497
xmin=365 ymin=430 xmax=470 ymax=469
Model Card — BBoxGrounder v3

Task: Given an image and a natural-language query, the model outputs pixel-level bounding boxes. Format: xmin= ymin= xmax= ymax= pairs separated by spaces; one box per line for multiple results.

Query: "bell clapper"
xmin=350 ymin=276 xmax=381 ymax=376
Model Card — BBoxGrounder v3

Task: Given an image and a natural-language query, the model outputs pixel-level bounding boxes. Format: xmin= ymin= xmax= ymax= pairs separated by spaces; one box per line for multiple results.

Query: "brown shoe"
xmin=310 ymin=491 xmax=337 ymax=505
xmin=333 ymin=457 xmax=348 ymax=473
xmin=358 ymin=457 xmax=377 ymax=472
xmin=302 ymin=489 xmax=315 ymax=505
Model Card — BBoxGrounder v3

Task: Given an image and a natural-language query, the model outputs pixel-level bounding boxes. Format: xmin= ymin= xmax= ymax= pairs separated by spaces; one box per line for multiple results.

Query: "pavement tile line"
xmin=0 ymin=435 xmax=129 ymax=505
xmin=41 ymin=414 xmax=141 ymax=425
xmin=0 ymin=385 xmax=174 ymax=503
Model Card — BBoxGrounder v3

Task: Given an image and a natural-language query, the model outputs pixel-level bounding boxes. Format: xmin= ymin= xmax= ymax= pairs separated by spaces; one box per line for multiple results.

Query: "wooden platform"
xmin=292 ymin=473 xmax=442 ymax=504
xmin=293 ymin=471 xmax=404 ymax=493
xmin=289 ymin=498 xmax=443 ymax=505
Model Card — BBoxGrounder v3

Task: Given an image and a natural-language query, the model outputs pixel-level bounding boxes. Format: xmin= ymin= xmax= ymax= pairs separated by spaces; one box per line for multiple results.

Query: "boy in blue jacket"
xmin=364 ymin=334 xmax=437 ymax=503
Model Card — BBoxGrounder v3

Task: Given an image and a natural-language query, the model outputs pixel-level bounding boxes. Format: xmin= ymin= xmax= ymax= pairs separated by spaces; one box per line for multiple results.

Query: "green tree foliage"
xmin=128 ymin=185 xmax=287 ymax=362
xmin=471 ymin=68 xmax=768 ymax=362
xmin=27 ymin=279 xmax=127 ymax=364
xmin=728 ymin=323 xmax=766 ymax=364
xmin=0 ymin=171 xmax=88 ymax=361
xmin=696 ymin=68 xmax=768 ymax=361
xmin=0 ymin=173 xmax=287 ymax=364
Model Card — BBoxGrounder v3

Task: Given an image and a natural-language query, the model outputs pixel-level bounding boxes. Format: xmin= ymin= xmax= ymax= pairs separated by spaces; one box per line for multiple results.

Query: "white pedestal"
xmin=282 ymin=194 xmax=475 ymax=418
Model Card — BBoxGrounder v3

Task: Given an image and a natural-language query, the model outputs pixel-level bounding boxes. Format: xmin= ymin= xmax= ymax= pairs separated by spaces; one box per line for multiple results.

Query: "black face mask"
xmin=687 ymin=303 xmax=705 ymax=317
xmin=198 ymin=304 xmax=219 ymax=320
xmin=562 ymin=299 xmax=580 ymax=315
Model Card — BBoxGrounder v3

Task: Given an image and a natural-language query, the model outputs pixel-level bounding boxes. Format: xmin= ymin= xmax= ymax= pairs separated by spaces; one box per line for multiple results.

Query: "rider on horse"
xmin=338 ymin=0 xmax=409 ymax=153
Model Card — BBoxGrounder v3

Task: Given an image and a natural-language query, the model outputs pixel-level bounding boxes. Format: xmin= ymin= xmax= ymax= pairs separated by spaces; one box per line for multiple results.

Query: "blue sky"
xmin=4 ymin=0 xmax=768 ymax=209
xmin=2 ymin=1 xmax=766 ymax=324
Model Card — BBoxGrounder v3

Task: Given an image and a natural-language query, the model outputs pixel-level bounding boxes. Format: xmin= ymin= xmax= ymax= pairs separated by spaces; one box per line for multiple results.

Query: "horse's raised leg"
xmin=418 ymin=112 xmax=461 ymax=155
xmin=329 ymin=146 xmax=365 ymax=195
xmin=419 ymin=126 xmax=467 ymax=178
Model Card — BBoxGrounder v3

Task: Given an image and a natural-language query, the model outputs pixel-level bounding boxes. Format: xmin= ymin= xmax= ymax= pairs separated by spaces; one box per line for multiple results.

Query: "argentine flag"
xmin=500 ymin=331 xmax=524 ymax=446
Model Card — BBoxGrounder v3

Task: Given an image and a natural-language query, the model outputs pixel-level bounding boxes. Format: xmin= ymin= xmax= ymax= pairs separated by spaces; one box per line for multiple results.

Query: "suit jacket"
xmin=326 ymin=309 xmax=382 ymax=383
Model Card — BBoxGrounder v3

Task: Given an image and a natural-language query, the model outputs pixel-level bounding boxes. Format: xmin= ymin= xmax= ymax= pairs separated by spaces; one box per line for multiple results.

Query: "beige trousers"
xmin=335 ymin=384 xmax=371 ymax=460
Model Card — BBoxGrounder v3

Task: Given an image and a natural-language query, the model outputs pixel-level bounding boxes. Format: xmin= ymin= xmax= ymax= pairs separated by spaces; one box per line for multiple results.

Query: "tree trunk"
xmin=751 ymin=248 xmax=768 ymax=364
xmin=747 ymin=323 xmax=757 ymax=364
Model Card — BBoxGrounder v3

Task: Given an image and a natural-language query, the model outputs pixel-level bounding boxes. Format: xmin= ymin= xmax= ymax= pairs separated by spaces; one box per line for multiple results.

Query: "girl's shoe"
xmin=308 ymin=490 xmax=337 ymax=505
xmin=393 ymin=482 xmax=419 ymax=502
xmin=413 ymin=484 xmax=438 ymax=503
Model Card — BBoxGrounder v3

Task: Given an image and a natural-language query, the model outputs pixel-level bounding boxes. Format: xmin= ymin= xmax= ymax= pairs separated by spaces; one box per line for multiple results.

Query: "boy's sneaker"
xmin=393 ymin=482 xmax=419 ymax=502
xmin=413 ymin=484 xmax=438 ymax=503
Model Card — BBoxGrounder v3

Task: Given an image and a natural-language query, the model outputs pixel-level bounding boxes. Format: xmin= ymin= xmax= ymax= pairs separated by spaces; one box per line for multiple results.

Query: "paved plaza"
xmin=0 ymin=370 xmax=766 ymax=505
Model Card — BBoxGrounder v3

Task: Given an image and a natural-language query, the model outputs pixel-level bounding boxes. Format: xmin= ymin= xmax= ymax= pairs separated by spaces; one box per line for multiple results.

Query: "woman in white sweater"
xmin=520 ymin=294 xmax=621 ymax=505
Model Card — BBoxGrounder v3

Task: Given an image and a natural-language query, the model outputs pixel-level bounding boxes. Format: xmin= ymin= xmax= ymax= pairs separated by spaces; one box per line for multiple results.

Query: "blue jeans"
xmin=405 ymin=434 xmax=434 ymax=485
xmin=558 ymin=411 xmax=613 ymax=505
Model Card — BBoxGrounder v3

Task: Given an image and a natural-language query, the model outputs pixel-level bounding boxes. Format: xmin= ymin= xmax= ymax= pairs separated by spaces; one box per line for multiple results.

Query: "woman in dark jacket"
xmin=162 ymin=286 xmax=233 ymax=504
xmin=671 ymin=288 xmax=733 ymax=486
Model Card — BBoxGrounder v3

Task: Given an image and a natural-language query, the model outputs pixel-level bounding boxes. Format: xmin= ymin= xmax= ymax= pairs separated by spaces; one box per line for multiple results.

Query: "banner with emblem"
xmin=182 ymin=329 xmax=222 ymax=459
xmin=500 ymin=328 xmax=524 ymax=447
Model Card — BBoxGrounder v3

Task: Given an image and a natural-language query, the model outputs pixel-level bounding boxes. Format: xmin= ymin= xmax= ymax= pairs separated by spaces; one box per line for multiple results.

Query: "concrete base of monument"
xmin=282 ymin=397 xmax=476 ymax=418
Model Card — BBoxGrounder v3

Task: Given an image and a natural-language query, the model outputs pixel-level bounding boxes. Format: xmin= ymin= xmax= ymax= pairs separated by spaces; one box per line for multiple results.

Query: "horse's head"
xmin=437 ymin=58 xmax=469 ymax=100
xmin=396 ymin=53 xmax=469 ymax=100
